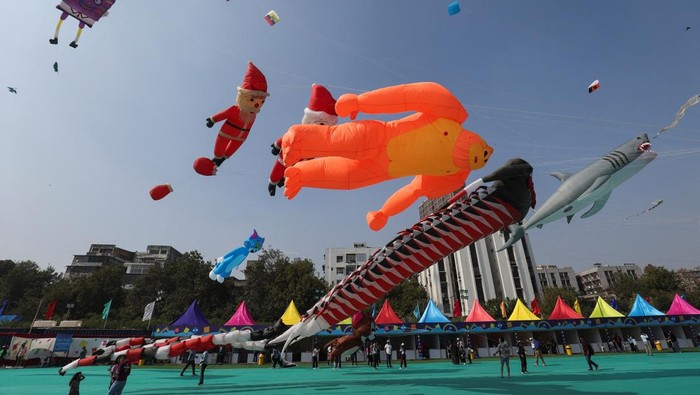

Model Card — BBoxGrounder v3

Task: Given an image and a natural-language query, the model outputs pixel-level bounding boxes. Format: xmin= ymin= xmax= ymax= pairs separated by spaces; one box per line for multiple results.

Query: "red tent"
xmin=547 ymin=296 xmax=584 ymax=320
xmin=464 ymin=300 xmax=496 ymax=322
xmin=374 ymin=299 xmax=403 ymax=324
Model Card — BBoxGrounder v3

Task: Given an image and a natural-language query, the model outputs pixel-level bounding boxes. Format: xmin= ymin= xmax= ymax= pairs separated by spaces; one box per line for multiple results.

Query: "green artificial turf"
xmin=1 ymin=351 xmax=698 ymax=395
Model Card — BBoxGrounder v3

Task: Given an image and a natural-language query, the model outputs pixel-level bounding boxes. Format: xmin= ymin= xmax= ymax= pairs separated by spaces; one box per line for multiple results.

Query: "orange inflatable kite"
xmin=281 ymin=82 xmax=493 ymax=231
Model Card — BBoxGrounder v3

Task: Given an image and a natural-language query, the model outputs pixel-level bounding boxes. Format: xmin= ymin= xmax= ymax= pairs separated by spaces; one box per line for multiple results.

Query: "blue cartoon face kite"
xmin=209 ymin=230 xmax=265 ymax=283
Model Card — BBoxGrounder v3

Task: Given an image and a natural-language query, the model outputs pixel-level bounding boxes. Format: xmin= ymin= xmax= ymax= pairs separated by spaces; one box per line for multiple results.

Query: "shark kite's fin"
xmin=581 ymin=192 xmax=612 ymax=218
xmin=566 ymin=215 xmax=574 ymax=223
xmin=550 ymin=172 xmax=572 ymax=183
xmin=583 ymin=175 xmax=611 ymax=196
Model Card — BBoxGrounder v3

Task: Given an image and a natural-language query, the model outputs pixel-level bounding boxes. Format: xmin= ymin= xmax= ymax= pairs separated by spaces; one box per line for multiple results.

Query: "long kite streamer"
xmin=656 ymin=94 xmax=700 ymax=137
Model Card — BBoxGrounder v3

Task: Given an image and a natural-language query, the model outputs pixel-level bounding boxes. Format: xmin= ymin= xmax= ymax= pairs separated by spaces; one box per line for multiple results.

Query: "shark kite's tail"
xmin=497 ymin=224 xmax=525 ymax=251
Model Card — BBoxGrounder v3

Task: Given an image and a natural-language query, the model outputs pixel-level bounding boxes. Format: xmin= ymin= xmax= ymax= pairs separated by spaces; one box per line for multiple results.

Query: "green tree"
xmin=483 ymin=297 xmax=517 ymax=320
xmin=0 ymin=261 xmax=59 ymax=319
xmin=609 ymin=272 xmax=641 ymax=312
xmin=244 ymin=249 xmax=327 ymax=323
xmin=639 ymin=265 xmax=683 ymax=311
xmin=380 ymin=275 xmax=428 ymax=322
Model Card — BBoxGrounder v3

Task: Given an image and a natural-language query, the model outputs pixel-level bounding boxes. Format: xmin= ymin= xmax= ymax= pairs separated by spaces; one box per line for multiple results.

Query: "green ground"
xmin=1 ymin=352 xmax=698 ymax=395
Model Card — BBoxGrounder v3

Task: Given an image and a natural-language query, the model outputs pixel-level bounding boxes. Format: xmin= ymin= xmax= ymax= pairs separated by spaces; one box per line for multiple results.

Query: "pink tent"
xmin=666 ymin=294 xmax=700 ymax=315
xmin=224 ymin=301 xmax=256 ymax=326
xmin=375 ymin=299 xmax=403 ymax=324
xmin=547 ymin=296 xmax=584 ymax=320
xmin=465 ymin=300 xmax=496 ymax=322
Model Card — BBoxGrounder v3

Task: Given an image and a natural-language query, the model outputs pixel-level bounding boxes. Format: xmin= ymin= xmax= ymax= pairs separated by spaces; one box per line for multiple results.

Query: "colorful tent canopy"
xmin=224 ymin=301 xmax=256 ymax=326
xmin=418 ymin=300 xmax=450 ymax=323
xmin=281 ymin=300 xmax=302 ymax=325
xmin=464 ymin=300 xmax=496 ymax=322
xmin=589 ymin=296 xmax=624 ymax=318
xmin=628 ymin=294 xmax=665 ymax=317
xmin=666 ymin=294 xmax=700 ymax=315
xmin=169 ymin=300 xmax=211 ymax=327
xmin=547 ymin=296 xmax=584 ymax=320
xmin=375 ymin=299 xmax=403 ymax=324
xmin=507 ymin=298 xmax=541 ymax=321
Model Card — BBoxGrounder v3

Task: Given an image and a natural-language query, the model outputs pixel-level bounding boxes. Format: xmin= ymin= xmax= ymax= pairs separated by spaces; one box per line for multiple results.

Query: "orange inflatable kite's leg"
xmin=335 ymin=82 xmax=468 ymax=123
xmin=283 ymin=157 xmax=389 ymax=199
xmin=281 ymin=122 xmax=384 ymax=166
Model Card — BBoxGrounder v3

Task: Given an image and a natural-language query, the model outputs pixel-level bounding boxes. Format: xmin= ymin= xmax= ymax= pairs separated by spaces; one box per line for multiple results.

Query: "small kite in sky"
xmin=53 ymin=62 xmax=59 ymax=72
xmin=588 ymin=79 xmax=600 ymax=93
xmin=7 ymin=87 xmax=17 ymax=94
xmin=49 ymin=0 xmax=116 ymax=48
xmin=448 ymin=1 xmax=461 ymax=15
xmin=686 ymin=26 xmax=692 ymax=31
xmin=655 ymin=94 xmax=700 ymax=137
xmin=149 ymin=184 xmax=173 ymax=201
xmin=265 ymin=10 xmax=280 ymax=26
xmin=625 ymin=199 xmax=663 ymax=220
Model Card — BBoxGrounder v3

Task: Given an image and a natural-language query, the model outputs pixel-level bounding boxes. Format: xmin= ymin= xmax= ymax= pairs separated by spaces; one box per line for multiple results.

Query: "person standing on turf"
xmin=640 ymin=332 xmax=653 ymax=356
xmin=495 ymin=337 xmax=511 ymax=378
xmin=384 ymin=340 xmax=393 ymax=368
xmin=198 ymin=349 xmax=209 ymax=386
xmin=107 ymin=355 xmax=131 ymax=395
xmin=580 ymin=337 xmax=598 ymax=371
xmin=517 ymin=340 xmax=528 ymax=374
xmin=399 ymin=343 xmax=407 ymax=369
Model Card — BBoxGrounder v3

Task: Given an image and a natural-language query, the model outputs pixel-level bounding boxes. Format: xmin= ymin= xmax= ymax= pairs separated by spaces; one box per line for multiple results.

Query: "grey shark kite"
xmin=500 ymin=133 xmax=656 ymax=250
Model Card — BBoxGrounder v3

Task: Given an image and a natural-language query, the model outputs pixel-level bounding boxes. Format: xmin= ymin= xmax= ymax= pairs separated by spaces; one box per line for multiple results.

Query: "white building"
xmin=323 ymin=243 xmax=375 ymax=285
xmin=416 ymin=193 xmax=540 ymax=317
xmin=535 ymin=265 xmax=580 ymax=293
xmin=576 ymin=263 xmax=642 ymax=297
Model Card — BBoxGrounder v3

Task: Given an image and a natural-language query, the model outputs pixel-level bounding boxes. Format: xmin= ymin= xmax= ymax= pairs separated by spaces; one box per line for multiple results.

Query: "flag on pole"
xmin=142 ymin=301 xmax=156 ymax=322
xmin=500 ymin=300 xmax=507 ymax=319
xmin=530 ymin=299 xmax=541 ymax=316
xmin=0 ymin=299 xmax=8 ymax=316
xmin=610 ymin=297 xmax=618 ymax=310
xmin=44 ymin=300 xmax=57 ymax=320
xmin=412 ymin=303 xmax=421 ymax=319
xmin=453 ymin=299 xmax=462 ymax=317
xmin=573 ymin=299 xmax=582 ymax=315
xmin=102 ymin=300 xmax=112 ymax=320
xmin=371 ymin=302 xmax=377 ymax=318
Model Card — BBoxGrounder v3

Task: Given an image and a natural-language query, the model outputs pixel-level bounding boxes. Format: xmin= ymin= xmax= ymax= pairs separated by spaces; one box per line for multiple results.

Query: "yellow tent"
xmin=588 ymin=296 xmax=624 ymax=318
xmin=281 ymin=300 xmax=302 ymax=325
xmin=338 ymin=317 xmax=352 ymax=325
xmin=507 ymin=298 xmax=541 ymax=321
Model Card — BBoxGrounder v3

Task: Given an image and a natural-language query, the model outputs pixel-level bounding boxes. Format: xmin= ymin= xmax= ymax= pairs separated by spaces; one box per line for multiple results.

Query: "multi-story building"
xmin=416 ymin=192 xmax=540 ymax=317
xmin=65 ymin=244 xmax=136 ymax=277
xmin=576 ymin=263 xmax=643 ymax=298
xmin=124 ymin=245 xmax=182 ymax=286
xmin=535 ymin=265 xmax=580 ymax=293
xmin=65 ymin=244 xmax=182 ymax=286
xmin=323 ymin=243 xmax=375 ymax=285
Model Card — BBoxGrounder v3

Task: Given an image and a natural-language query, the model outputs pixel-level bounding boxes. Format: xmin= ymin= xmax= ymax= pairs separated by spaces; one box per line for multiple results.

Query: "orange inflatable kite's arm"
xmin=367 ymin=173 xmax=470 ymax=231
xmin=336 ymin=82 xmax=468 ymax=123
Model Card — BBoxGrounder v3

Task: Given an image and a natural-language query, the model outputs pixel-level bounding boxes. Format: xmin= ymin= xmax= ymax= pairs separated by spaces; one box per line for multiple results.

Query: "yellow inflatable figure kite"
xmin=281 ymin=82 xmax=493 ymax=231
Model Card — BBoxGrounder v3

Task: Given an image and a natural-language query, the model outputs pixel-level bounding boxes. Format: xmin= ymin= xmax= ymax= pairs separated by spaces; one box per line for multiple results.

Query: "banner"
xmin=142 ymin=301 xmax=156 ymax=322
xmin=54 ymin=334 xmax=73 ymax=353
xmin=45 ymin=300 xmax=57 ymax=320
xmin=0 ymin=299 xmax=8 ymax=316
xmin=574 ymin=299 xmax=582 ymax=315
xmin=102 ymin=300 xmax=112 ymax=320
xmin=500 ymin=300 xmax=508 ymax=319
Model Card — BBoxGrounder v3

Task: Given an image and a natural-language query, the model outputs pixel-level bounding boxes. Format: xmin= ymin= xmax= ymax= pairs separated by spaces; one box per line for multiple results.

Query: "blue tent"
xmin=628 ymin=294 xmax=664 ymax=316
xmin=418 ymin=300 xmax=450 ymax=323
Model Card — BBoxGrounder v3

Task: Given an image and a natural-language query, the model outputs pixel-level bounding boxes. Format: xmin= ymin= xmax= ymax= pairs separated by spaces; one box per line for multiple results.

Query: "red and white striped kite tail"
xmin=312 ymin=187 xmax=523 ymax=327
xmin=58 ymin=353 xmax=113 ymax=375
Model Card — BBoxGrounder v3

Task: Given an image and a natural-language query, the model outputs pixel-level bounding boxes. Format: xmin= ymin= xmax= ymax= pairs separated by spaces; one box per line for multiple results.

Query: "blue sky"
xmin=1 ymin=1 xmax=699 ymax=274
